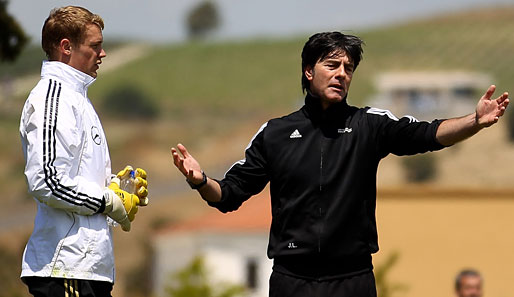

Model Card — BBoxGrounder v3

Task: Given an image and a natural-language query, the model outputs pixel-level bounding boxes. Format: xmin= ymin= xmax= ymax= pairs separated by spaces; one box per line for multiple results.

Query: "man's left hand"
xmin=476 ymin=85 xmax=509 ymax=128
xmin=115 ymin=166 xmax=149 ymax=206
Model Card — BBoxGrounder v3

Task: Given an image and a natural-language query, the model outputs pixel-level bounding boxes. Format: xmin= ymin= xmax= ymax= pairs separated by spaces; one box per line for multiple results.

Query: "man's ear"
xmin=59 ymin=39 xmax=72 ymax=56
xmin=304 ymin=65 xmax=314 ymax=81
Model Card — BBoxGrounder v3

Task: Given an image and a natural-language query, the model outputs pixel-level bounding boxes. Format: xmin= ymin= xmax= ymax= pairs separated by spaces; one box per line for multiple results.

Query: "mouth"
xmin=329 ymin=84 xmax=344 ymax=93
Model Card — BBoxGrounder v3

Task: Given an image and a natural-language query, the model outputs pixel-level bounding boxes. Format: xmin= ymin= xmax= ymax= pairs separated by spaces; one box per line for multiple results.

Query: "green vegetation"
xmin=375 ymin=252 xmax=408 ymax=297
xmin=3 ymin=5 xmax=514 ymax=198
xmin=90 ymin=39 xmax=305 ymax=119
xmin=359 ymin=7 xmax=514 ymax=96
xmin=0 ymin=42 xmax=126 ymax=77
xmin=102 ymin=83 xmax=159 ymax=119
xmin=186 ymin=0 xmax=220 ymax=39
xmin=0 ymin=0 xmax=29 ymax=62
xmin=0 ymin=45 xmax=45 ymax=77
xmin=164 ymin=256 xmax=246 ymax=297
xmin=91 ymin=6 xmax=514 ymax=124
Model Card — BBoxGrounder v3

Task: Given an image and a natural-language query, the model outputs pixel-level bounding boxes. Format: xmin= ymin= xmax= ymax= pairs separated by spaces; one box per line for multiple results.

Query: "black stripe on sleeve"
xmin=42 ymin=79 xmax=102 ymax=212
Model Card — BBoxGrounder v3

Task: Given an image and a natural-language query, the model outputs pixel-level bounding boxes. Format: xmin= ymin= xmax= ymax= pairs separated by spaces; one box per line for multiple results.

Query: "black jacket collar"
xmin=303 ymin=93 xmax=350 ymax=124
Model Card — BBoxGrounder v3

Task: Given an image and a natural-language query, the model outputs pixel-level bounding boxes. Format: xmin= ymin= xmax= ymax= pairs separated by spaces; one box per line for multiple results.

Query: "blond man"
xmin=19 ymin=6 xmax=147 ymax=297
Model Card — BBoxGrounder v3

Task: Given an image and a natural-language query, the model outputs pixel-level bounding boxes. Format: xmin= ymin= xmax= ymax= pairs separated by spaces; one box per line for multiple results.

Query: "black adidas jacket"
xmin=210 ymin=94 xmax=445 ymax=280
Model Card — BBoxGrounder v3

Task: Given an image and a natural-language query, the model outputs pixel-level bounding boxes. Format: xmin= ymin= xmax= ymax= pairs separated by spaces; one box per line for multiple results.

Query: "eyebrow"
xmin=89 ymin=39 xmax=103 ymax=45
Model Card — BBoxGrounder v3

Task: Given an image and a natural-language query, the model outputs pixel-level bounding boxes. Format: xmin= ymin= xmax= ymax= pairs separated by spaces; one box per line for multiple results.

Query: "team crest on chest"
xmin=91 ymin=126 xmax=102 ymax=145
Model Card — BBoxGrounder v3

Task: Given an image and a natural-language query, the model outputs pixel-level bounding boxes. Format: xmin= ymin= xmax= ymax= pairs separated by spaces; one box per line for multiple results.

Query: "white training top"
xmin=20 ymin=61 xmax=115 ymax=282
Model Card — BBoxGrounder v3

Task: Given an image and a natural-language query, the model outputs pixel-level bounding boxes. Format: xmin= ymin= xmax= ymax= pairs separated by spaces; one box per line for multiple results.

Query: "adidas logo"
xmin=289 ymin=129 xmax=302 ymax=138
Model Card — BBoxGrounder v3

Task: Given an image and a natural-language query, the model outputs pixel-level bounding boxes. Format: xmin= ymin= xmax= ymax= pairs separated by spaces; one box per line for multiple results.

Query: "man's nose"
xmin=335 ymin=65 xmax=346 ymax=78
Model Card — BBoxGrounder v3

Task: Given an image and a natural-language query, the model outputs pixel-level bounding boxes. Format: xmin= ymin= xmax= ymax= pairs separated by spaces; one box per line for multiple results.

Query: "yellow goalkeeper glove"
xmin=103 ymin=180 xmax=139 ymax=232
xmin=116 ymin=166 xmax=149 ymax=206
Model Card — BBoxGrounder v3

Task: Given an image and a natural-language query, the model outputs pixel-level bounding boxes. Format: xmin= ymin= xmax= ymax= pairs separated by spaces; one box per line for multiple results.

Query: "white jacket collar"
xmin=41 ymin=61 xmax=96 ymax=93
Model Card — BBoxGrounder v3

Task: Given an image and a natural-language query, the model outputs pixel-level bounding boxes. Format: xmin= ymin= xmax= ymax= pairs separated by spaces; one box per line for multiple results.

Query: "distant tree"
xmin=0 ymin=0 xmax=28 ymax=62
xmin=186 ymin=0 xmax=220 ymax=40
xmin=102 ymin=84 xmax=159 ymax=120
xmin=165 ymin=255 xmax=246 ymax=297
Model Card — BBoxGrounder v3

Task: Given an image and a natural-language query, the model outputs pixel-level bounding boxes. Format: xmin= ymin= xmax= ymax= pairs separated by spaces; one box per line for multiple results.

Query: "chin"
xmin=327 ymin=95 xmax=344 ymax=103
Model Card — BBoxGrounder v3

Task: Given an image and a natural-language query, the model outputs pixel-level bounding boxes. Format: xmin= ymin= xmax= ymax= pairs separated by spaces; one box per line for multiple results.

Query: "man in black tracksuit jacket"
xmin=172 ymin=32 xmax=509 ymax=296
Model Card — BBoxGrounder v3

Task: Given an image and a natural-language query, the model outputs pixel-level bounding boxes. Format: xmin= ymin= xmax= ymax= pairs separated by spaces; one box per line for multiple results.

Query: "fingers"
xmin=177 ymin=143 xmax=190 ymax=158
xmin=171 ymin=144 xmax=192 ymax=177
xmin=494 ymin=92 xmax=509 ymax=119
xmin=171 ymin=147 xmax=187 ymax=176
xmin=117 ymin=165 xmax=134 ymax=179
xmin=139 ymin=197 xmax=149 ymax=207
xmin=136 ymin=181 xmax=149 ymax=206
xmin=482 ymin=85 xmax=496 ymax=100
xmin=135 ymin=168 xmax=147 ymax=179
xmin=496 ymin=92 xmax=509 ymax=105
xmin=135 ymin=176 xmax=148 ymax=189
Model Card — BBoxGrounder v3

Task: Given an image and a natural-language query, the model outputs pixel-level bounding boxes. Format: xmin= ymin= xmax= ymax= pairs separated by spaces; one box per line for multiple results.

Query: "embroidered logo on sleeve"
xmin=337 ymin=128 xmax=353 ymax=134
xmin=289 ymin=129 xmax=302 ymax=139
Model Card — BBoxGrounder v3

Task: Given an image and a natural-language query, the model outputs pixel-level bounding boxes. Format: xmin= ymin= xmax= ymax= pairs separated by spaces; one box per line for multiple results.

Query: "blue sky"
xmin=8 ymin=0 xmax=514 ymax=44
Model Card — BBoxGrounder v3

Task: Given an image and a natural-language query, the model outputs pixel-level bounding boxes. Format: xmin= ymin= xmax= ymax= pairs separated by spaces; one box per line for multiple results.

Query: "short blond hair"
xmin=42 ymin=6 xmax=104 ymax=58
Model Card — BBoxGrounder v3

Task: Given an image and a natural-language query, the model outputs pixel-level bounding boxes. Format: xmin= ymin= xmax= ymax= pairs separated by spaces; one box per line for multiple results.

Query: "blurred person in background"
xmin=171 ymin=31 xmax=508 ymax=297
xmin=455 ymin=269 xmax=483 ymax=297
xmin=19 ymin=6 xmax=148 ymax=297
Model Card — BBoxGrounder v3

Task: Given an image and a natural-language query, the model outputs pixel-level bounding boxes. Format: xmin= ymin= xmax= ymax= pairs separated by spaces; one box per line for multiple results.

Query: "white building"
xmin=370 ymin=71 xmax=492 ymax=121
xmin=152 ymin=192 xmax=272 ymax=297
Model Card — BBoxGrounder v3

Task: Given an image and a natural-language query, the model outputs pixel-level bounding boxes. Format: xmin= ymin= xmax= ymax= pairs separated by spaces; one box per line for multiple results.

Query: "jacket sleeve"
xmin=208 ymin=122 xmax=270 ymax=213
xmin=20 ymin=81 xmax=105 ymax=215
xmin=366 ymin=107 xmax=446 ymax=157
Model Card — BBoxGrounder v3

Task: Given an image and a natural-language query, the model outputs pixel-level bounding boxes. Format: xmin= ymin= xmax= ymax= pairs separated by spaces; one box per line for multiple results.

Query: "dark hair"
xmin=455 ymin=269 xmax=482 ymax=290
xmin=301 ymin=32 xmax=364 ymax=93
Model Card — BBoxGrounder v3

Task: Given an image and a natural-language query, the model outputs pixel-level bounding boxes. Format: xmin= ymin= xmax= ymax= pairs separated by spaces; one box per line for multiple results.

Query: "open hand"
xmin=171 ymin=144 xmax=204 ymax=184
xmin=476 ymin=85 xmax=509 ymax=128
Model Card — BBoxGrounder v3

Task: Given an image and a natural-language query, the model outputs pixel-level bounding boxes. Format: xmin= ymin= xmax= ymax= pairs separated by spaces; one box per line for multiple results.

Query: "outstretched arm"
xmin=436 ymin=85 xmax=509 ymax=146
xmin=171 ymin=143 xmax=222 ymax=202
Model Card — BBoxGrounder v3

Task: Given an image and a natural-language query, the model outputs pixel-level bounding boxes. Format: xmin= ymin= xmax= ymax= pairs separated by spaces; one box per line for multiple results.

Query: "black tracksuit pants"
xmin=269 ymin=270 xmax=377 ymax=297
xmin=22 ymin=277 xmax=113 ymax=297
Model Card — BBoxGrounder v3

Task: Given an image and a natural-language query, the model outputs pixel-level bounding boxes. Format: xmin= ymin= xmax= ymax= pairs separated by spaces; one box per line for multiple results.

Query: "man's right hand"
xmin=103 ymin=179 xmax=140 ymax=232
xmin=171 ymin=143 xmax=223 ymax=202
xmin=171 ymin=143 xmax=205 ymax=185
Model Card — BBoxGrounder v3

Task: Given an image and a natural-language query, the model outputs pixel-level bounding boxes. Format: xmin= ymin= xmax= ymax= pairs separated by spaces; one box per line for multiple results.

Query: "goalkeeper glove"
xmin=116 ymin=165 xmax=149 ymax=206
xmin=103 ymin=178 xmax=140 ymax=231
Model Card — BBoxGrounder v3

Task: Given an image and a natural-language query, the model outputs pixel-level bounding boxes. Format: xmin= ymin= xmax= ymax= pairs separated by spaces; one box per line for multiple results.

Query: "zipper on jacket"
xmin=319 ymin=144 xmax=323 ymax=192
xmin=318 ymin=140 xmax=324 ymax=254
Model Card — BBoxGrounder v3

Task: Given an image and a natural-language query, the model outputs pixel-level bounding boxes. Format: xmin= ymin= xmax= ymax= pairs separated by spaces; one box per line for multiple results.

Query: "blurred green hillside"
xmin=2 ymin=5 xmax=514 ymax=200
